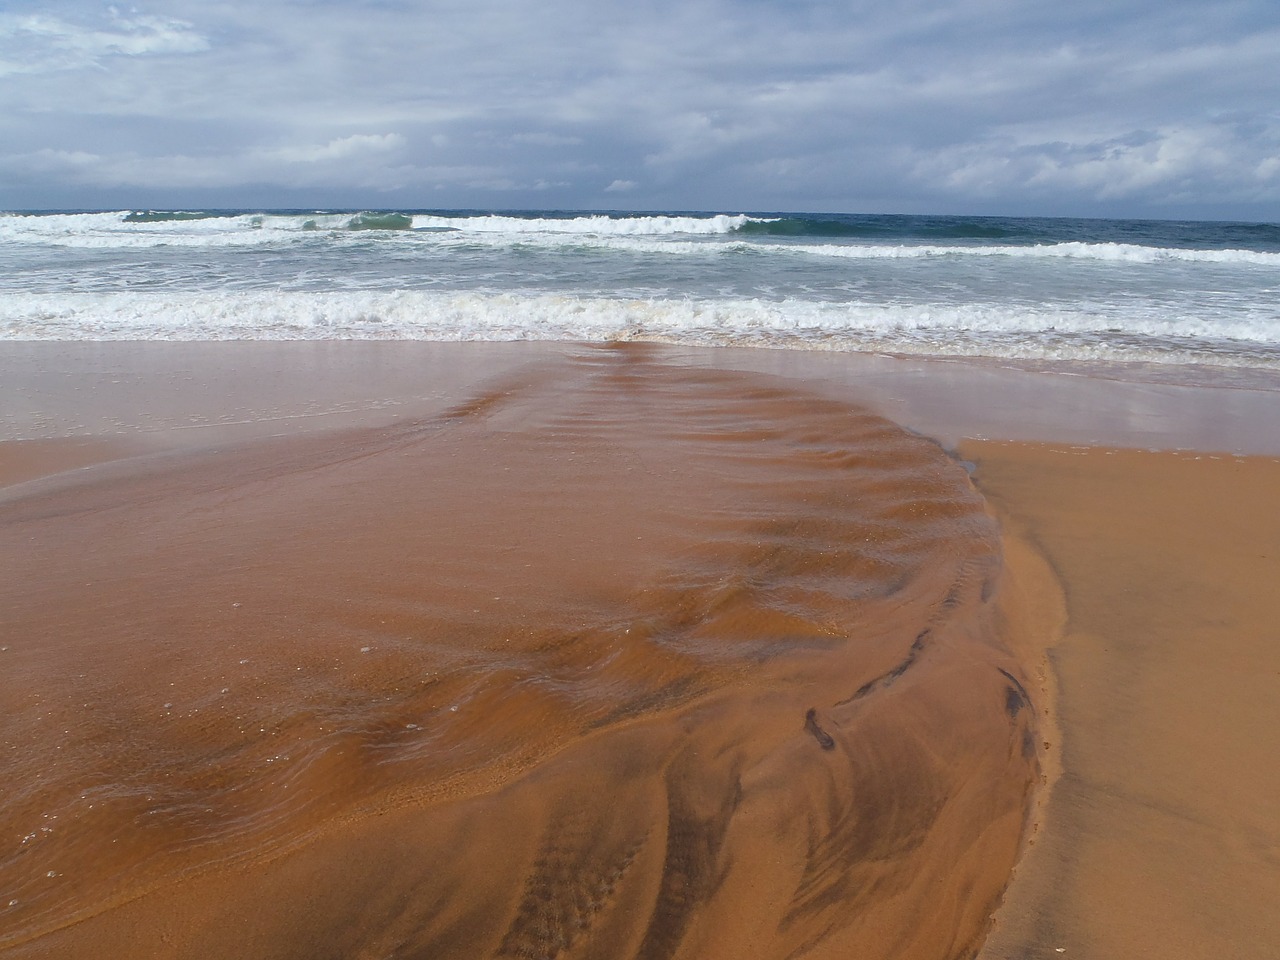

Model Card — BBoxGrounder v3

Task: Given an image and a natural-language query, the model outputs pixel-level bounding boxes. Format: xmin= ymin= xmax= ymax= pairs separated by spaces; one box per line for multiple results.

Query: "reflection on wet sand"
xmin=1 ymin=346 xmax=1045 ymax=960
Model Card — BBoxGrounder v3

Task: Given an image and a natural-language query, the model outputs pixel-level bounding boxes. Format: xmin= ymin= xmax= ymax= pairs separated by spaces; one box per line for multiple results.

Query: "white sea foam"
xmin=4 ymin=210 xmax=1276 ymax=267
xmin=409 ymin=213 xmax=756 ymax=235
xmin=775 ymin=240 xmax=1280 ymax=266
xmin=407 ymin=232 xmax=1280 ymax=266
xmin=0 ymin=211 xmax=759 ymax=248
xmin=3 ymin=290 xmax=1276 ymax=369
xmin=0 ymin=212 xmax=303 ymax=249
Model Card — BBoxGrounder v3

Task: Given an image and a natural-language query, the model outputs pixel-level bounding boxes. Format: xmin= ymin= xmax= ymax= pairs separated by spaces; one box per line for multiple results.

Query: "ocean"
xmin=2 ymin=208 xmax=1279 ymax=380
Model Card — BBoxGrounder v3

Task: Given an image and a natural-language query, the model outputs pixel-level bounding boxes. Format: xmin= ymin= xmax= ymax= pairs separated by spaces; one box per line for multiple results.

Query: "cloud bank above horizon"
xmin=1 ymin=0 xmax=1278 ymax=219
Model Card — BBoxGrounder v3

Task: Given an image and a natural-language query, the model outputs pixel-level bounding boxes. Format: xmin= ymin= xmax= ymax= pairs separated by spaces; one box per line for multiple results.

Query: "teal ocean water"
xmin=2 ymin=209 xmax=1278 ymax=376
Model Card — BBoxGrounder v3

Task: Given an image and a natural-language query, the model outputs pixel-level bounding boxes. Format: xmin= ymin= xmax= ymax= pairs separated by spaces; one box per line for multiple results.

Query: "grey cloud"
xmin=0 ymin=0 xmax=1277 ymax=217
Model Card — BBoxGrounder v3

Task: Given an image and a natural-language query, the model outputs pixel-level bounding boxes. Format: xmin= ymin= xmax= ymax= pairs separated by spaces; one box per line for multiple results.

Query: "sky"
xmin=1 ymin=0 xmax=1278 ymax=219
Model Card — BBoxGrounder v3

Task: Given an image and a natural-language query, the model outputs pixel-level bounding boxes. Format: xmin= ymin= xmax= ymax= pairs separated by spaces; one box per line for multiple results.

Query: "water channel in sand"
xmin=1 ymin=345 xmax=1046 ymax=960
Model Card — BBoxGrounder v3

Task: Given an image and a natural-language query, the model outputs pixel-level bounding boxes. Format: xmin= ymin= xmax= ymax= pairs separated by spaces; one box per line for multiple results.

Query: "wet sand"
xmin=2 ymin=344 xmax=1045 ymax=960
xmin=2 ymin=341 xmax=1278 ymax=959
xmin=968 ymin=443 xmax=1280 ymax=960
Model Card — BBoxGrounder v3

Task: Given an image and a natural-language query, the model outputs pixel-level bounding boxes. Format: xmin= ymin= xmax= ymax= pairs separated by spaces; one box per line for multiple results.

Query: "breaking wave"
xmin=2 ymin=211 xmax=1277 ymax=265
xmin=3 ymin=290 xmax=1277 ymax=370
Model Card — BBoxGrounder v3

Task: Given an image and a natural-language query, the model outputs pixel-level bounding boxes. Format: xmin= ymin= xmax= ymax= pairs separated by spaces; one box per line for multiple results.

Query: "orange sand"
xmin=4 ymin=341 xmax=1279 ymax=960
xmin=1 ymin=346 xmax=1045 ymax=960
xmin=970 ymin=443 xmax=1280 ymax=960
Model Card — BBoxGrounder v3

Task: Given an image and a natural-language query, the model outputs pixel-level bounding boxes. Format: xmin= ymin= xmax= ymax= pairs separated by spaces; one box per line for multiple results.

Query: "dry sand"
xmin=969 ymin=443 xmax=1280 ymax=960
xmin=1 ymin=341 xmax=1278 ymax=959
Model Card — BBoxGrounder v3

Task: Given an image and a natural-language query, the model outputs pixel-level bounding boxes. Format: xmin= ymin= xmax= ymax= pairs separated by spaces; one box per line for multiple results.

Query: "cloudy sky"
xmin=1 ymin=0 xmax=1278 ymax=219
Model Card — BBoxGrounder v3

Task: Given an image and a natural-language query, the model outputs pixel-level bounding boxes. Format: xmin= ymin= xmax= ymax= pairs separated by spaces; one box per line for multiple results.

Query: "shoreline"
xmin=3 ymin=341 xmax=1278 ymax=959
xmin=4 ymin=340 xmax=1278 ymax=457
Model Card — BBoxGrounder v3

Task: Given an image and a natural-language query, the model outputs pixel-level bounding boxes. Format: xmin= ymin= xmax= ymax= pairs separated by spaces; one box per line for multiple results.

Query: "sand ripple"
xmin=0 ymin=345 xmax=1040 ymax=959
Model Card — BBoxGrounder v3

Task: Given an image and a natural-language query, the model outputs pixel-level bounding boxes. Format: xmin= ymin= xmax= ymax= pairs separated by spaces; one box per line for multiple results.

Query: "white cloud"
xmin=264 ymin=134 xmax=406 ymax=165
xmin=0 ymin=140 xmax=557 ymax=197
xmin=0 ymin=9 xmax=207 ymax=75
xmin=909 ymin=122 xmax=1280 ymax=205
xmin=604 ymin=179 xmax=637 ymax=193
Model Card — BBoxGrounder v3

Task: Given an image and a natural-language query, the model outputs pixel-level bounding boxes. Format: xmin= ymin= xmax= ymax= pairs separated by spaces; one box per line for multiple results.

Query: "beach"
xmin=3 ymin=341 xmax=1277 ymax=959
xmin=5 ymin=0 xmax=1280 ymax=941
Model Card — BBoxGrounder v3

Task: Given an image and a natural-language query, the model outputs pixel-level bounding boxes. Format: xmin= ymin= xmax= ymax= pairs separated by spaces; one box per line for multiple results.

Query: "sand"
xmin=2 ymin=341 xmax=1278 ymax=959
xmin=969 ymin=443 xmax=1280 ymax=960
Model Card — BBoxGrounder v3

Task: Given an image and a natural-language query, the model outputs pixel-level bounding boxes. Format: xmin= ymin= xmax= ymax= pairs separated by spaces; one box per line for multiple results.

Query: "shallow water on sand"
xmin=1 ymin=345 xmax=1040 ymax=960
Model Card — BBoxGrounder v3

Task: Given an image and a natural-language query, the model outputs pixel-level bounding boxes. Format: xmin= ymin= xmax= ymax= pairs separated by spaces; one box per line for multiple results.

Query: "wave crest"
xmin=4 ymin=290 xmax=1277 ymax=370
xmin=409 ymin=213 xmax=756 ymax=235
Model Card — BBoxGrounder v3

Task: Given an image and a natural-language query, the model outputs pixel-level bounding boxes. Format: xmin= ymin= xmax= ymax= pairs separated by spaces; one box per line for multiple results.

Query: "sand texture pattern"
xmin=1 ymin=347 xmax=1044 ymax=960
xmin=970 ymin=443 xmax=1280 ymax=960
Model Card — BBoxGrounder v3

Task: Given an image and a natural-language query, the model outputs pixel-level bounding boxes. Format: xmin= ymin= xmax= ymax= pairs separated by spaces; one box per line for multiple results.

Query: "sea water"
xmin=2 ymin=209 xmax=1278 ymax=375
